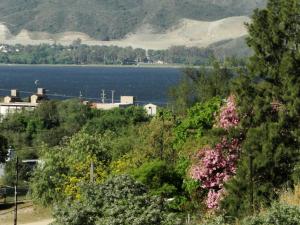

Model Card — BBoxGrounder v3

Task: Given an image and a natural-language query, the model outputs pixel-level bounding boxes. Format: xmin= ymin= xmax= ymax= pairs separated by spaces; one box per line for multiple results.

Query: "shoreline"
xmin=0 ymin=63 xmax=189 ymax=69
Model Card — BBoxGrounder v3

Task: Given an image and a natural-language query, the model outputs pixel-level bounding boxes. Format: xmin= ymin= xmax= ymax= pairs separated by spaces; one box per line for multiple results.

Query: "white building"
xmin=0 ymin=102 xmax=37 ymax=118
xmin=92 ymin=96 xmax=136 ymax=110
xmin=0 ymin=88 xmax=47 ymax=118
xmin=144 ymin=103 xmax=158 ymax=116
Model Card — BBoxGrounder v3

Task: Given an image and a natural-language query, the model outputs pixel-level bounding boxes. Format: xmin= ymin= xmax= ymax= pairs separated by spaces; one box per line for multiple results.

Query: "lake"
xmin=0 ymin=66 xmax=182 ymax=105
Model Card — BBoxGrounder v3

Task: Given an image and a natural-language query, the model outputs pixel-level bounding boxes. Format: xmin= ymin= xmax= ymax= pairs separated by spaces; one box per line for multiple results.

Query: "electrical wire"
xmin=0 ymin=87 xmax=168 ymax=105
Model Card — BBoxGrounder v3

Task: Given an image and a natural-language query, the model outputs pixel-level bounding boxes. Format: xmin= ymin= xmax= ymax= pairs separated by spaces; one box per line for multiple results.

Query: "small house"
xmin=144 ymin=103 xmax=157 ymax=116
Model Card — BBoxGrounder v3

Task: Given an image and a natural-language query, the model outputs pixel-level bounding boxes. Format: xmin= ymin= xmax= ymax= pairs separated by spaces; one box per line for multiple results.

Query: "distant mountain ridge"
xmin=0 ymin=16 xmax=250 ymax=52
xmin=0 ymin=0 xmax=266 ymax=40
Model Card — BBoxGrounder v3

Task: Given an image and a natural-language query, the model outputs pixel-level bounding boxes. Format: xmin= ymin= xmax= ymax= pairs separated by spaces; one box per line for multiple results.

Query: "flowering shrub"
xmin=190 ymin=95 xmax=240 ymax=209
xmin=206 ymin=189 xmax=225 ymax=209
xmin=190 ymin=138 xmax=240 ymax=209
xmin=218 ymin=95 xmax=239 ymax=129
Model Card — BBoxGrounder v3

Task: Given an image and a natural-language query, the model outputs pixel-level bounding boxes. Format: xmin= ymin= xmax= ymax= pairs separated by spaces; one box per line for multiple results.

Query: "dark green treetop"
xmin=222 ymin=0 xmax=300 ymax=218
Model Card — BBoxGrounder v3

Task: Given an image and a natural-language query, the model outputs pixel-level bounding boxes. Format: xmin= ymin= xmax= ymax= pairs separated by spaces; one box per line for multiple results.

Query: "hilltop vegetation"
xmin=0 ymin=0 xmax=266 ymax=40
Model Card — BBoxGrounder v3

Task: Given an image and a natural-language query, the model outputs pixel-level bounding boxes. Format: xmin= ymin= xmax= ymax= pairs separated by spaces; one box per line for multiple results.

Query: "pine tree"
xmin=222 ymin=0 xmax=300 ymax=218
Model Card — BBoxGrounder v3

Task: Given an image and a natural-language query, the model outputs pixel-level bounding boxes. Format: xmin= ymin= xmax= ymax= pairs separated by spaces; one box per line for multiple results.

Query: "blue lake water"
xmin=0 ymin=66 xmax=182 ymax=105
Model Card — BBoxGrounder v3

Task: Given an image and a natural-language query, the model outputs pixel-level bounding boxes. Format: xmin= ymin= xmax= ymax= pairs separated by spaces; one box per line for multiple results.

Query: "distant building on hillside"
xmin=144 ymin=103 xmax=158 ymax=116
xmin=0 ymin=88 xmax=48 ymax=118
xmin=91 ymin=96 xmax=136 ymax=110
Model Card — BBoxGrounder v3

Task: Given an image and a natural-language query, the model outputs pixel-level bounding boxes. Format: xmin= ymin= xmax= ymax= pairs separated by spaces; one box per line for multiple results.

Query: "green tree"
xmin=173 ymin=97 xmax=222 ymax=149
xmin=53 ymin=175 xmax=183 ymax=225
xmin=222 ymin=0 xmax=300 ymax=218
xmin=169 ymin=61 xmax=233 ymax=114
xmin=132 ymin=160 xmax=182 ymax=197
xmin=31 ymin=131 xmax=109 ymax=206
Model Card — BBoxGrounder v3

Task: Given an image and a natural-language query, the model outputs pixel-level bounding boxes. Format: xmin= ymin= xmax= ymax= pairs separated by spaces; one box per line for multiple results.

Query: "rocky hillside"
xmin=0 ymin=0 xmax=266 ymax=40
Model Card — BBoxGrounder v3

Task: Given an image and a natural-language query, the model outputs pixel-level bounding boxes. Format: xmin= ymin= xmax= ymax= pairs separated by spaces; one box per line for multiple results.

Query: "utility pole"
xmin=14 ymin=155 xmax=18 ymax=225
xmin=159 ymin=111 xmax=164 ymax=160
xmin=249 ymin=150 xmax=254 ymax=215
xmin=111 ymin=90 xmax=115 ymax=104
xmin=90 ymin=160 xmax=94 ymax=183
xmin=101 ymin=90 xmax=106 ymax=103
xmin=7 ymin=146 xmax=18 ymax=225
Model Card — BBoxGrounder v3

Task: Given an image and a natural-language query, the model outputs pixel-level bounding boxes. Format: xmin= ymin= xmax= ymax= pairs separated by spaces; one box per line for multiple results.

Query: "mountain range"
xmin=0 ymin=0 xmax=266 ymax=53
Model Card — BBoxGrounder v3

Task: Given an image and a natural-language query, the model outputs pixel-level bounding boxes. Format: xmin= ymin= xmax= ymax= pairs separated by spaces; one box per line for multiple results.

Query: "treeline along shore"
xmin=0 ymin=42 xmax=246 ymax=66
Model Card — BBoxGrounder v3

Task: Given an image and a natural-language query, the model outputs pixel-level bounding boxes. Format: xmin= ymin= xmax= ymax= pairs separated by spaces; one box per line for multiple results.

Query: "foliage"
xmin=190 ymin=138 xmax=240 ymax=209
xmin=0 ymin=43 xmax=250 ymax=66
xmin=30 ymin=131 xmax=109 ymax=205
xmin=222 ymin=0 xmax=300 ymax=218
xmin=30 ymin=145 xmax=69 ymax=206
xmin=241 ymin=203 xmax=300 ymax=225
xmin=217 ymin=95 xmax=240 ymax=129
xmin=0 ymin=99 xmax=91 ymax=148
xmin=53 ymin=175 xmax=184 ymax=225
xmin=169 ymin=62 xmax=234 ymax=114
xmin=132 ymin=160 xmax=182 ymax=197
xmin=84 ymin=106 xmax=148 ymax=135
xmin=173 ymin=97 xmax=222 ymax=148
xmin=187 ymin=95 xmax=240 ymax=209
xmin=201 ymin=215 xmax=229 ymax=225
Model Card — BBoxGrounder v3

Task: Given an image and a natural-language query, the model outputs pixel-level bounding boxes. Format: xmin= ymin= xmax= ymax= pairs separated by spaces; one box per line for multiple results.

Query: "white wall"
xmin=144 ymin=104 xmax=157 ymax=116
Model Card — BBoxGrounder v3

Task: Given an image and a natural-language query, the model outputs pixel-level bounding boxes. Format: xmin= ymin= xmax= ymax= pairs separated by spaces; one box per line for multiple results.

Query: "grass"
xmin=280 ymin=184 xmax=300 ymax=206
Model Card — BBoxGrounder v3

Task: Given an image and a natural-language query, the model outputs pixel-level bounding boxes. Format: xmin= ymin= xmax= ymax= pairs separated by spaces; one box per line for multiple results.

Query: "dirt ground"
xmin=0 ymin=202 xmax=52 ymax=225
xmin=20 ymin=219 xmax=53 ymax=225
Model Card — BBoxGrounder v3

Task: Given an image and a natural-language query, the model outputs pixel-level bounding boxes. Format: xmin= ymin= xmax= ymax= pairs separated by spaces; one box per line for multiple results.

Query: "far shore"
xmin=0 ymin=63 xmax=190 ymax=69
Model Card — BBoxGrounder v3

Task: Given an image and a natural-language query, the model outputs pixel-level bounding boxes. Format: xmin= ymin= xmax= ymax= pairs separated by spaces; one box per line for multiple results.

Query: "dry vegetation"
xmin=280 ymin=184 xmax=300 ymax=207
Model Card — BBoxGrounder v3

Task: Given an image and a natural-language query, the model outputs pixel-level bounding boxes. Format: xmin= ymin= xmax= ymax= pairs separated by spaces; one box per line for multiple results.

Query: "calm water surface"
xmin=0 ymin=66 xmax=182 ymax=104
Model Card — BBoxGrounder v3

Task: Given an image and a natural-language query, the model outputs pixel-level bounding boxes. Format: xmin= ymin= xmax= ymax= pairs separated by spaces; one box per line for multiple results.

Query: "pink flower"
xmin=206 ymin=189 xmax=225 ymax=209
xmin=218 ymin=95 xmax=239 ymax=129
xmin=190 ymin=138 xmax=241 ymax=209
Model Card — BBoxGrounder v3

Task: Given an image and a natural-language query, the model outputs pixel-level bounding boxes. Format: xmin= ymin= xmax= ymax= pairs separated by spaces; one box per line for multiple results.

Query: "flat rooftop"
xmin=0 ymin=102 xmax=38 ymax=107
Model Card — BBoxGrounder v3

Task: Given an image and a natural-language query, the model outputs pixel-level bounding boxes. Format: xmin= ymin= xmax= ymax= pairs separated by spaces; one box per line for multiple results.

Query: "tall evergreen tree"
xmin=222 ymin=0 xmax=300 ymax=218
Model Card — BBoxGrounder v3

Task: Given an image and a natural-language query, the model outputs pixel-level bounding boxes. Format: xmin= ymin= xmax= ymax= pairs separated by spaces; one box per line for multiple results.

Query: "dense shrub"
xmin=52 ymin=175 xmax=184 ymax=225
xmin=241 ymin=203 xmax=300 ymax=225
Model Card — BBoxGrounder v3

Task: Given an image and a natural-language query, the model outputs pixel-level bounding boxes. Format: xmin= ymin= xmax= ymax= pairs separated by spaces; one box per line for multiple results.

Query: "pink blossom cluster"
xmin=189 ymin=95 xmax=241 ymax=209
xmin=190 ymin=138 xmax=240 ymax=209
xmin=206 ymin=189 xmax=225 ymax=209
xmin=218 ymin=95 xmax=239 ymax=129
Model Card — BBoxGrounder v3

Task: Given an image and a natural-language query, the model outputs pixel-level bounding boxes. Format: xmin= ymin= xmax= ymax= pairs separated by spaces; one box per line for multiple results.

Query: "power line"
xmin=0 ymin=88 xmax=99 ymax=101
xmin=0 ymin=88 xmax=168 ymax=105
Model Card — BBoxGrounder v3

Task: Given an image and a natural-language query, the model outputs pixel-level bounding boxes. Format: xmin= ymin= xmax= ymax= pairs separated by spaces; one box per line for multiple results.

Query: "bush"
xmin=241 ymin=203 xmax=300 ymax=225
xmin=52 ymin=175 xmax=184 ymax=225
